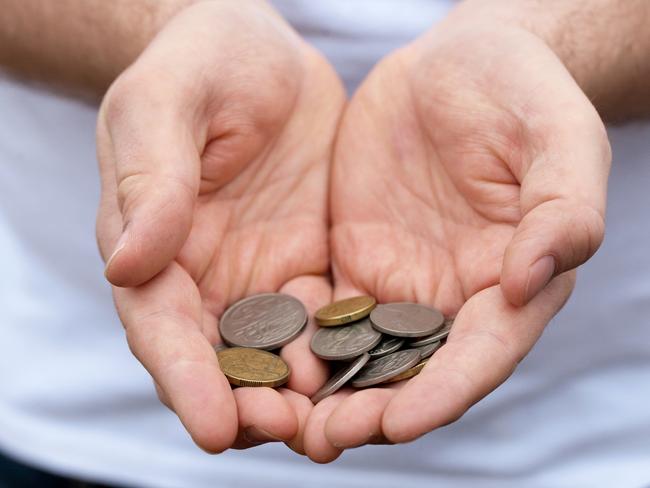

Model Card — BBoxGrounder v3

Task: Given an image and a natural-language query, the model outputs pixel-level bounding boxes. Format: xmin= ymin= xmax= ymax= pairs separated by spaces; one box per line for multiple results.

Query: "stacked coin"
xmin=310 ymin=297 xmax=452 ymax=403
xmin=216 ymin=293 xmax=307 ymax=388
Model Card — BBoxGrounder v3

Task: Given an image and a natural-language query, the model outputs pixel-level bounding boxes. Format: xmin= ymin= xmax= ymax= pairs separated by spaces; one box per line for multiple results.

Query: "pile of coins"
xmin=216 ymin=293 xmax=307 ymax=387
xmin=215 ymin=293 xmax=452 ymax=403
xmin=310 ymin=297 xmax=451 ymax=403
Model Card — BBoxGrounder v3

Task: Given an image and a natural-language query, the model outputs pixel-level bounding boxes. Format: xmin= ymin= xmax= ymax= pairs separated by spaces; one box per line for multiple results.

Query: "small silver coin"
xmin=370 ymin=302 xmax=444 ymax=338
xmin=219 ymin=293 xmax=307 ymax=350
xmin=311 ymin=318 xmax=382 ymax=361
xmin=409 ymin=317 xmax=454 ymax=347
xmin=310 ymin=353 xmax=371 ymax=404
xmin=214 ymin=343 xmax=229 ymax=353
xmin=351 ymin=349 xmax=421 ymax=388
xmin=368 ymin=336 xmax=404 ymax=358
xmin=415 ymin=340 xmax=441 ymax=359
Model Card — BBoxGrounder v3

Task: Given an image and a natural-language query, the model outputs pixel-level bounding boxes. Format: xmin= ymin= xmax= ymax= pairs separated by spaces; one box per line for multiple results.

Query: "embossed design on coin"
xmin=315 ymin=296 xmax=376 ymax=326
xmin=370 ymin=302 xmax=444 ymax=338
xmin=217 ymin=347 xmax=290 ymax=387
xmin=409 ymin=317 xmax=454 ymax=347
xmin=416 ymin=340 xmax=441 ymax=359
xmin=368 ymin=336 xmax=404 ymax=358
xmin=219 ymin=293 xmax=307 ymax=350
xmin=310 ymin=353 xmax=370 ymax=404
xmin=382 ymin=358 xmax=429 ymax=384
xmin=351 ymin=349 xmax=420 ymax=388
xmin=310 ymin=318 xmax=382 ymax=361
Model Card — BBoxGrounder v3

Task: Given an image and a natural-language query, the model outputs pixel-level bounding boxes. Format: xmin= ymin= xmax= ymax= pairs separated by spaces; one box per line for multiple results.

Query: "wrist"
xmin=442 ymin=1 xmax=583 ymax=69
xmin=442 ymin=0 xmax=650 ymax=120
xmin=111 ymin=0 xmax=198 ymax=75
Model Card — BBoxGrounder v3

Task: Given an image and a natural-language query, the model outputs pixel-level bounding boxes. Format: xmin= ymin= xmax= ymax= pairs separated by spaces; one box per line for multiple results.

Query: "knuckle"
xmin=573 ymin=106 xmax=612 ymax=168
xmin=596 ymin=123 xmax=613 ymax=164
xmin=154 ymin=382 xmax=173 ymax=411
xmin=571 ymin=204 xmax=606 ymax=262
xmin=102 ymin=66 xmax=180 ymax=128
xmin=94 ymin=219 xmax=112 ymax=262
xmin=102 ymin=69 xmax=144 ymax=125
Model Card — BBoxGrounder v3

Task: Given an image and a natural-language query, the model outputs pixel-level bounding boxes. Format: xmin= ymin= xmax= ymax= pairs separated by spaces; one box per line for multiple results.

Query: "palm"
xmin=331 ymin=49 xmax=526 ymax=311
xmin=176 ymin=48 xmax=341 ymax=344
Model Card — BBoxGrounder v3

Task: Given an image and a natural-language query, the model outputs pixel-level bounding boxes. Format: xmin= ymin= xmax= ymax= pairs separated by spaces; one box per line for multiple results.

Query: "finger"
xmin=201 ymin=305 xmax=222 ymax=347
xmin=114 ymin=261 xmax=238 ymax=453
xmin=382 ymin=272 xmax=575 ymax=443
xmin=99 ymin=72 xmax=201 ymax=287
xmin=280 ymin=388 xmax=315 ymax=455
xmin=324 ymin=387 xmax=398 ymax=449
xmin=231 ymin=387 xmax=298 ymax=449
xmin=303 ymin=393 xmax=345 ymax=463
xmin=280 ymin=275 xmax=331 ymax=396
xmin=331 ymin=279 xmax=366 ymax=302
xmin=320 ymin=285 xmax=398 ymax=449
xmin=501 ymin=86 xmax=611 ymax=306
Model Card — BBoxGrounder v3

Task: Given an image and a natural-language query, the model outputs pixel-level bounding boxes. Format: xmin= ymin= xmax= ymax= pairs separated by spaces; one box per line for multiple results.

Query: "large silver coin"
xmin=370 ymin=302 xmax=444 ymax=338
xmin=310 ymin=318 xmax=382 ymax=361
xmin=415 ymin=340 xmax=441 ymax=359
xmin=219 ymin=293 xmax=307 ymax=350
xmin=351 ymin=349 xmax=421 ymax=388
xmin=310 ymin=353 xmax=371 ymax=404
xmin=409 ymin=317 xmax=454 ymax=347
xmin=368 ymin=336 xmax=404 ymax=358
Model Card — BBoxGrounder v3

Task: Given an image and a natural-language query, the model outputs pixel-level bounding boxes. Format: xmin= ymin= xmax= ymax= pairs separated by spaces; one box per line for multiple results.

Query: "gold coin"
xmin=382 ymin=358 xmax=428 ymax=384
xmin=217 ymin=347 xmax=290 ymax=388
xmin=315 ymin=296 xmax=377 ymax=327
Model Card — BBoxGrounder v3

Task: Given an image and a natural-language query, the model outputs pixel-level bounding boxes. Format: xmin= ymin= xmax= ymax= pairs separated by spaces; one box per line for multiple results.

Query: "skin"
xmin=96 ymin=1 xmax=345 ymax=453
xmin=304 ymin=19 xmax=611 ymax=461
xmin=2 ymin=0 xmax=650 ymax=463
xmin=458 ymin=0 xmax=650 ymax=122
xmin=0 ymin=0 xmax=192 ymax=97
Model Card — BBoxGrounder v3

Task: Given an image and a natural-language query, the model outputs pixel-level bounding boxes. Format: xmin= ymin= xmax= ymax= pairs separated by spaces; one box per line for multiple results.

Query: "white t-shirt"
xmin=1 ymin=1 xmax=649 ymax=487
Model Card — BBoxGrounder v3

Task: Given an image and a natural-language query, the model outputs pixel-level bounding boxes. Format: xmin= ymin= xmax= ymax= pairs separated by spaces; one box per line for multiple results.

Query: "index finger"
xmin=381 ymin=272 xmax=575 ymax=443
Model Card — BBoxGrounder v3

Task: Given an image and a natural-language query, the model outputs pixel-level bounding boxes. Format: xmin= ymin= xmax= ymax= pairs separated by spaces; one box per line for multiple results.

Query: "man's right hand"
xmin=95 ymin=0 xmax=345 ymax=454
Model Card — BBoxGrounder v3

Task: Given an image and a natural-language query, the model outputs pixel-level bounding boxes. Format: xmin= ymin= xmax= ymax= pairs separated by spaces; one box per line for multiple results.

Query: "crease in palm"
xmin=332 ymin=64 xmax=521 ymax=311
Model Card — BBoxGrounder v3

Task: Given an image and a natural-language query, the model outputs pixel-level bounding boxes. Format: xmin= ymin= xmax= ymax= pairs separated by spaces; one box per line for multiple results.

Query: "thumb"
xmin=99 ymin=73 xmax=201 ymax=288
xmin=501 ymin=110 xmax=611 ymax=306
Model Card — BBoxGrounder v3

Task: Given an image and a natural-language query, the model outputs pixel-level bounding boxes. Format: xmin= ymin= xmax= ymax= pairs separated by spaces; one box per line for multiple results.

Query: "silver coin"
xmin=370 ymin=302 xmax=445 ymax=338
xmin=368 ymin=336 xmax=404 ymax=358
xmin=351 ymin=349 xmax=421 ymax=388
xmin=415 ymin=340 xmax=441 ymax=359
xmin=310 ymin=318 xmax=382 ymax=361
xmin=219 ymin=293 xmax=307 ymax=350
xmin=409 ymin=317 xmax=454 ymax=347
xmin=310 ymin=353 xmax=371 ymax=404
xmin=214 ymin=343 xmax=229 ymax=353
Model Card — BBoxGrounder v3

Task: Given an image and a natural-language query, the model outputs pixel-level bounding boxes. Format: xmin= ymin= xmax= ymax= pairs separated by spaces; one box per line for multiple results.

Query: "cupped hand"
xmin=95 ymin=1 xmax=345 ymax=454
xmin=304 ymin=20 xmax=611 ymax=461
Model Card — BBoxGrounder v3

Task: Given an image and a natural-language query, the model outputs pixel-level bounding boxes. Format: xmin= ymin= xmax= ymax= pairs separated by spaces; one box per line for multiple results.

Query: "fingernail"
xmin=243 ymin=426 xmax=284 ymax=445
xmin=524 ymin=255 xmax=556 ymax=303
xmin=104 ymin=233 xmax=128 ymax=277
